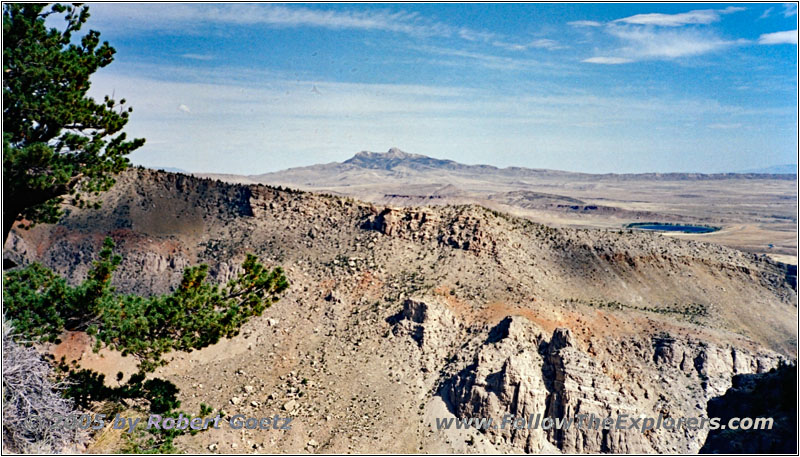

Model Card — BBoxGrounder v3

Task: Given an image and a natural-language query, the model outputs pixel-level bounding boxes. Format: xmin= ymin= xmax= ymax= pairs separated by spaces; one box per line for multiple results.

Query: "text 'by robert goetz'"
xmin=23 ymin=413 xmax=293 ymax=433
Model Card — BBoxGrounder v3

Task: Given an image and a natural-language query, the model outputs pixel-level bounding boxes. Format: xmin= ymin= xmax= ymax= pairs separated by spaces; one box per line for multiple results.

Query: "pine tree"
xmin=3 ymin=8 xmax=289 ymax=448
xmin=4 ymin=238 xmax=290 ymax=374
xmin=3 ymin=3 xmax=144 ymax=242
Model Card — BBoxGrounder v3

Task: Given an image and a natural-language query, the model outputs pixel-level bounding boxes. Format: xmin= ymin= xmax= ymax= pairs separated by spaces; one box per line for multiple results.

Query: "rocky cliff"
xmin=392 ymin=298 xmax=782 ymax=453
xmin=700 ymin=363 xmax=797 ymax=454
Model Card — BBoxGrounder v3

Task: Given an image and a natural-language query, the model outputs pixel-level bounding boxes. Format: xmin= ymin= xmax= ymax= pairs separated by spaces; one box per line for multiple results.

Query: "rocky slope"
xmin=4 ymin=168 xmax=796 ymax=453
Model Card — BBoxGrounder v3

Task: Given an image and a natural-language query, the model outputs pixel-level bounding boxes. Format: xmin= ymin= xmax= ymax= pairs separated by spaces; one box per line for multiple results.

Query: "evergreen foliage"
xmin=3 ymin=3 xmax=144 ymax=241
xmin=4 ymin=238 xmax=289 ymax=373
xmin=2 ymin=5 xmax=287 ymax=452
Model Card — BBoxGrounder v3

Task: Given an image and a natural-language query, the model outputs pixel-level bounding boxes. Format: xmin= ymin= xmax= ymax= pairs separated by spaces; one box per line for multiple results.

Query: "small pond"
xmin=626 ymin=222 xmax=720 ymax=234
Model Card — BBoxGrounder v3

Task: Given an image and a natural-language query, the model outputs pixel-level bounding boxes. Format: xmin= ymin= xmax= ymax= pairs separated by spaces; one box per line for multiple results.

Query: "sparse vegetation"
xmin=564 ymin=297 xmax=709 ymax=322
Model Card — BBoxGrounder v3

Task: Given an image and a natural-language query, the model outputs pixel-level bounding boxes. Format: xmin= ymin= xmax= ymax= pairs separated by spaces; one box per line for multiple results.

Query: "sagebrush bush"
xmin=2 ymin=320 xmax=86 ymax=453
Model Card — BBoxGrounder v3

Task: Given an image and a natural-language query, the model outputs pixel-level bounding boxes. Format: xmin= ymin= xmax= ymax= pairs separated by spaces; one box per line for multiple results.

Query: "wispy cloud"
xmin=457 ymin=28 xmax=497 ymax=42
xmin=760 ymin=7 xmax=774 ymax=19
xmin=607 ymin=26 xmax=744 ymax=59
xmin=784 ymin=4 xmax=798 ymax=17
xmin=758 ymin=30 xmax=798 ymax=45
xmin=582 ymin=57 xmax=632 ymax=64
xmin=568 ymin=20 xmax=603 ymax=27
xmin=88 ymin=3 xmax=491 ymax=42
xmin=409 ymin=45 xmax=550 ymax=72
xmin=614 ymin=6 xmax=744 ymax=27
xmin=181 ymin=53 xmax=214 ymax=61
xmin=492 ymin=38 xmax=563 ymax=51
xmin=580 ymin=7 xmax=748 ymax=63
xmin=708 ymin=122 xmax=742 ymax=129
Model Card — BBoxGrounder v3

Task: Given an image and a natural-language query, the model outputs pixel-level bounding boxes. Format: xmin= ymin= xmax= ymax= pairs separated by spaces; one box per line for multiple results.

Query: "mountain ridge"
xmin=241 ymin=148 xmax=797 ymax=182
xmin=738 ymin=164 xmax=797 ymax=174
xmin=191 ymin=148 xmax=797 ymax=263
xmin=4 ymin=167 xmax=796 ymax=453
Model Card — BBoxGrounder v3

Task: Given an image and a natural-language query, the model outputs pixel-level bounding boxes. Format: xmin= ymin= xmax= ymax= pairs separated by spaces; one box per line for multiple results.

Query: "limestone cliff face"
xmin=436 ymin=315 xmax=783 ymax=454
xmin=391 ymin=298 xmax=460 ymax=376
xmin=543 ymin=327 xmax=649 ymax=453
xmin=700 ymin=363 xmax=797 ymax=454
xmin=444 ymin=317 xmax=552 ymax=452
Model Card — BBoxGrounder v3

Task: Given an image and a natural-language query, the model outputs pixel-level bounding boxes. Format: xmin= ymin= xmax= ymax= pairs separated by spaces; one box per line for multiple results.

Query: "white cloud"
xmin=177 ymin=104 xmax=191 ymax=113
xmin=568 ymin=20 xmax=603 ymax=27
xmin=784 ymin=4 xmax=798 ymax=17
xmin=86 ymin=69 xmax=795 ymax=174
xmin=582 ymin=57 xmax=632 ymax=64
xmin=758 ymin=30 xmax=798 ymax=45
xmin=457 ymin=28 xmax=497 ymax=42
xmin=181 ymin=53 xmax=214 ymax=61
xmin=409 ymin=45 xmax=555 ymax=72
xmin=708 ymin=123 xmax=742 ymax=129
xmin=760 ymin=7 xmax=774 ymax=19
xmin=614 ymin=6 xmax=744 ymax=27
xmin=607 ymin=25 xmax=743 ymax=59
xmin=493 ymin=38 xmax=563 ymax=51
xmin=581 ymin=7 xmax=747 ymax=63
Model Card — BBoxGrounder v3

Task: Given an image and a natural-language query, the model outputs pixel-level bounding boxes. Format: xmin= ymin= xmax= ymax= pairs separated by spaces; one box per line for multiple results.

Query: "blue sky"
xmin=76 ymin=3 xmax=797 ymax=174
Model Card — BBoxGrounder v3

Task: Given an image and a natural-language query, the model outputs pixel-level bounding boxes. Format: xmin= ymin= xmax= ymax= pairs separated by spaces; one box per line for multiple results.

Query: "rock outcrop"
xmin=701 ymin=363 xmax=797 ymax=454
xmin=444 ymin=317 xmax=552 ymax=452
xmin=392 ymin=298 xmax=459 ymax=374
xmin=441 ymin=316 xmax=783 ymax=453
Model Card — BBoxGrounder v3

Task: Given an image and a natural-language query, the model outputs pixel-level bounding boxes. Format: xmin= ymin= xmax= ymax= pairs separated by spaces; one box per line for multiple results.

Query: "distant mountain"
xmin=240 ymin=148 xmax=796 ymax=187
xmin=195 ymin=149 xmax=797 ymax=194
xmin=242 ymin=147 xmax=589 ymax=188
xmin=342 ymin=147 xmax=459 ymax=170
xmin=738 ymin=164 xmax=797 ymax=174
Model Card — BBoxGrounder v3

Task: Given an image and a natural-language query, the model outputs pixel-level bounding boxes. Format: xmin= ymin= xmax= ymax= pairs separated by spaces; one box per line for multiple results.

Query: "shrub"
xmin=2 ymin=319 xmax=86 ymax=453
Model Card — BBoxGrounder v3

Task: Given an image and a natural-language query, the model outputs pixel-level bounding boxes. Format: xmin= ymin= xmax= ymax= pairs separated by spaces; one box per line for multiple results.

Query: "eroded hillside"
xmin=4 ymin=168 xmax=796 ymax=453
